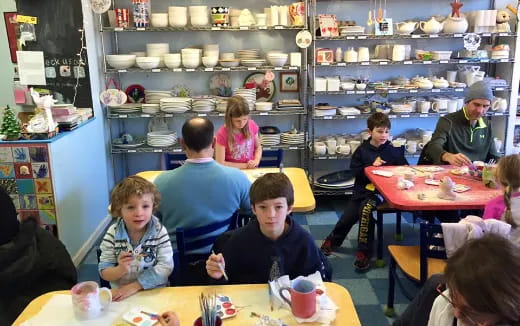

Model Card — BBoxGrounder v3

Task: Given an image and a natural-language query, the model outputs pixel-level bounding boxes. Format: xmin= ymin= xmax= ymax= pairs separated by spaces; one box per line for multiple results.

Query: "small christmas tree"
xmin=1 ymin=105 xmax=22 ymax=140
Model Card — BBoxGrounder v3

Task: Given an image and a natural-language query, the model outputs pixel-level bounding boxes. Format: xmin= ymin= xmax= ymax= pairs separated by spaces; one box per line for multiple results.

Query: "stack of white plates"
xmin=237 ymin=49 xmax=260 ymax=60
xmin=215 ymin=97 xmax=229 ymax=112
xmin=142 ymin=104 xmax=160 ymax=114
xmin=145 ymin=90 xmax=174 ymax=104
xmin=314 ymin=106 xmax=337 ymax=117
xmin=110 ymin=103 xmax=141 ymax=114
xmin=233 ymin=88 xmax=256 ymax=111
xmin=241 ymin=59 xmax=266 ymax=67
xmin=392 ymin=104 xmax=413 ymax=113
xmin=338 ymin=107 xmax=361 ymax=115
xmin=260 ymin=133 xmax=281 ymax=146
xmin=280 ymin=132 xmax=304 ymax=145
xmin=339 ymin=25 xmax=365 ymax=35
xmin=255 ymin=102 xmax=273 ymax=111
xmin=192 ymin=96 xmax=216 ymax=112
xmin=147 ymin=131 xmax=177 ymax=147
xmin=160 ymin=97 xmax=191 ymax=113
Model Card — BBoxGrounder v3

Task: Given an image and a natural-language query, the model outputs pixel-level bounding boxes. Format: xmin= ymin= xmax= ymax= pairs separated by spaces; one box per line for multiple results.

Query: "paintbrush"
xmin=140 ymin=310 xmax=158 ymax=319
xmin=211 ymin=250 xmax=229 ymax=281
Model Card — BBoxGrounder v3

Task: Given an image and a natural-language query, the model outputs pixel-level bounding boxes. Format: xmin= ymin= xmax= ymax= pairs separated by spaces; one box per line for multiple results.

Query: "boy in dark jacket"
xmin=206 ymin=173 xmax=331 ymax=284
xmin=321 ymin=112 xmax=408 ymax=271
xmin=0 ymin=187 xmax=77 ymax=325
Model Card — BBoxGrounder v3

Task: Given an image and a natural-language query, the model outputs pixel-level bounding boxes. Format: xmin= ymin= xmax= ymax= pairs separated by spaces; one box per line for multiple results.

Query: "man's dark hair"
xmin=181 ymin=117 xmax=214 ymax=152
xmin=367 ymin=112 xmax=391 ymax=131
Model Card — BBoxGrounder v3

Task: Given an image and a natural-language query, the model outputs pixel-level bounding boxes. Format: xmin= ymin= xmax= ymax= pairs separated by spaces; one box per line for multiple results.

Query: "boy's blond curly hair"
xmin=110 ymin=176 xmax=161 ymax=217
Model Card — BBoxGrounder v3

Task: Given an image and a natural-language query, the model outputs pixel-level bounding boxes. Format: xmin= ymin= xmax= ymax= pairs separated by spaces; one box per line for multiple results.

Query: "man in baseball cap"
xmin=426 ymin=80 xmax=499 ymax=166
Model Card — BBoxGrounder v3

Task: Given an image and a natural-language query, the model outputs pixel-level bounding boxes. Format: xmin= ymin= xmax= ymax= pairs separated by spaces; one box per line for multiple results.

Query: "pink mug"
xmin=71 ymin=281 xmax=112 ymax=320
xmin=279 ymin=279 xmax=316 ymax=318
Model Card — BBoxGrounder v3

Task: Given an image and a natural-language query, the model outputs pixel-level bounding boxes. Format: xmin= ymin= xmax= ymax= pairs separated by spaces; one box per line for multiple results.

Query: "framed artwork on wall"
xmin=280 ymin=72 xmax=299 ymax=92
xmin=3 ymin=12 xmax=18 ymax=63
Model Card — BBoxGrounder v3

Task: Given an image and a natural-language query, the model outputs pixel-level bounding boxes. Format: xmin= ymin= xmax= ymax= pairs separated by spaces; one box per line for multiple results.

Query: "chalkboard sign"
xmin=16 ymin=0 xmax=93 ymax=108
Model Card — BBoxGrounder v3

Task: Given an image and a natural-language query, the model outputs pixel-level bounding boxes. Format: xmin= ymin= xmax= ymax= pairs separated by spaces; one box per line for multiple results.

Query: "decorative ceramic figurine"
xmin=438 ymin=176 xmax=456 ymax=200
xmin=450 ymin=0 xmax=464 ymax=18
xmin=28 ymin=88 xmax=57 ymax=133
xmin=496 ymin=9 xmax=511 ymax=32
xmin=397 ymin=177 xmax=414 ymax=190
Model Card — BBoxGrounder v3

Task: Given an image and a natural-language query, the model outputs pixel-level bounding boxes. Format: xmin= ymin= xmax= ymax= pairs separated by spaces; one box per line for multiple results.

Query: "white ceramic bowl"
xmin=219 ymin=59 xmax=240 ymax=67
xmin=106 ymin=54 xmax=136 ymax=69
xmin=267 ymin=56 xmax=288 ymax=67
xmin=255 ymin=102 xmax=273 ymax=111
xmin=130 ymin=51 xmax=146 ymax=57
xmin=164 ymin=59 xmax=181 ymax=68
xmin=151 ymin=13 xmax=168 ymax=27
xmin=220 ymin=52 xmax=235 ymax=60
xmin=164 ymin=53 xmax=181 ymax=61
xmin=136 ymin=57 xmax=161 ymax=69
xmin=182 ymin=58 xmax=200 ymax=68
xmin=169 ymin=15 xmax=188 ymax=27
xmin=202 ymin=56 xmax=218 ymax=67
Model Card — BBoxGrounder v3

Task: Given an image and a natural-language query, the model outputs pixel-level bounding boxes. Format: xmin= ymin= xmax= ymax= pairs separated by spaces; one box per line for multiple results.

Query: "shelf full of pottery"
xmin=101 ymin=3 xmax=306 ymax=31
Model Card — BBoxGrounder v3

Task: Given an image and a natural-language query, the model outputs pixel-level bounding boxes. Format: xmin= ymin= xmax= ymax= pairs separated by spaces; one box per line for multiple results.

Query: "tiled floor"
xmin=77 ymin=197 xmax=422 ymax=325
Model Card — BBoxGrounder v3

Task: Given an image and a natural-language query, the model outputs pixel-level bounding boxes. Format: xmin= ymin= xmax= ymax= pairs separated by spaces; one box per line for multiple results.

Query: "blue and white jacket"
xmin=98 ymin=216 xmax=173 ymax=289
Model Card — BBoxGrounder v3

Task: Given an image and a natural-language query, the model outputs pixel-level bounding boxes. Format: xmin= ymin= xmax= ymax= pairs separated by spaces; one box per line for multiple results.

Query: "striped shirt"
xmin=98 ymin=215 xmax=173 ymax=289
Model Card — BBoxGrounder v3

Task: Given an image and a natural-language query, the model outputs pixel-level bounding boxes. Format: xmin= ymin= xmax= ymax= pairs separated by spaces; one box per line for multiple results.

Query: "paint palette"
xmin=453 ymin=184 xmax=471 ymax=193
xmin=372 ymin=170 xmax=393 ymax=177
xmin=122 ymin=307 xmax=159 ymax=326
xmin=216 ymin=294 xmax=238 ymax=319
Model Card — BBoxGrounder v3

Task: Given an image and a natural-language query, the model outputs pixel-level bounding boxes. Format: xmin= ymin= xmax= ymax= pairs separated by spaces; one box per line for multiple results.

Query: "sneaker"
xmin=320 ymin=239 xmax=334 ymax=256
xmin=354 ymin=251 xmax=371 ymax=271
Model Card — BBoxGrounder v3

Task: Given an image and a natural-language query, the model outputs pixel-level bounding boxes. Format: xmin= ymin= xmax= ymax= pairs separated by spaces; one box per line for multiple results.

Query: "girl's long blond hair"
xmin=225 ymin=95 xmax=251 ymax=148
xmin=496 ymin=154 xmax=520 ymax=227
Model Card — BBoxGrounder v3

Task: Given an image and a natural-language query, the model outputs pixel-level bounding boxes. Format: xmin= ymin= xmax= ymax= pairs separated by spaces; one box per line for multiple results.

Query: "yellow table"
xmin=13 ymin=283 xmax=360 ymax=326
xmin=137 ymin=167 xmax=315 ymax=212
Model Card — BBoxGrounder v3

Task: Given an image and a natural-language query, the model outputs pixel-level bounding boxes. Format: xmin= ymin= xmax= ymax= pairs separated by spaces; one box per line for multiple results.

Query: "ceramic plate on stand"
xmin=296 ymin=30 xmax=312 ymax=48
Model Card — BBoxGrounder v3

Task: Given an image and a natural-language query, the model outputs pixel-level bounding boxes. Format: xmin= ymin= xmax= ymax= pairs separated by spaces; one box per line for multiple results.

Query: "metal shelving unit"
xmin=99 ymin=0 xmax=311 ymax=179
xmin=308 ymin=0 xmax=519 ymax=196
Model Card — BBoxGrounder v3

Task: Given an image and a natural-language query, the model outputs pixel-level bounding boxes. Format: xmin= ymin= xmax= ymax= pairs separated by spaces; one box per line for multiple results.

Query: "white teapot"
xmin=443 ymin=14 xmax=468 ymax=33
xmin=395 ymin=21 xmax=418 ymax=35
xmin=420 ymin=17 xmax=444 ymax=34
xmin=432 ymin=77 xmax=449 ymax=88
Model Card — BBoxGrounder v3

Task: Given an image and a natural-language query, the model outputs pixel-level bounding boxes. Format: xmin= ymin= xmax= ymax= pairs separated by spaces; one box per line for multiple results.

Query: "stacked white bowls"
xmin=181 ymin=48 xmax=202 ymax=68
xmin=151 ymin=13 xmax=168 ymax=27
xmin=106 ymin=54 xmax=136 ymax=69
xmin=202 ymin=44 xmax=219 ymax=68
xmin=266 ymin=52 xmax=288 ymax=67
xmin=168 ymin=6 xmax=188 ymax=27
xmin=146 ymin=43 xmax=170 ymax=67
xmin=136 ymin=57 xmax=160 ymax=69
xmin=163 ymin=53 xmax=181 ymax=68
xmin=189 ymin=6 xmax=208 ymax=26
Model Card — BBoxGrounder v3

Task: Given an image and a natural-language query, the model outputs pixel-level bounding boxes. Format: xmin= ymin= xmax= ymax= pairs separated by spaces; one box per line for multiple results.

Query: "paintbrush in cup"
xmin=211 ymin=250 xmax=228 ymax=281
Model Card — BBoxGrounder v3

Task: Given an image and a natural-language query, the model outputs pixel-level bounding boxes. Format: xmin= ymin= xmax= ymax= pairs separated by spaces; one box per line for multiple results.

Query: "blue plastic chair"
xmin=96 ymin=248 xmax=112 ymax=289
xmin=163 ymin=153 xmax=187 ymax=170
xmin=259 ymin=149 xmax=283 ymax=167
xmin=385 ymin=222 xmax=447 ymax=317
xmin=171 ymin=211 xmax=240 ymax=285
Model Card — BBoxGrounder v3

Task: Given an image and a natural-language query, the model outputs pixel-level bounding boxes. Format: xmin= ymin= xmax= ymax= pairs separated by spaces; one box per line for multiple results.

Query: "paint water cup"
xmin=279 ymin=279 xmax=317 ymax=319
xmin=71 ymin=281 xmax=111 ymax=320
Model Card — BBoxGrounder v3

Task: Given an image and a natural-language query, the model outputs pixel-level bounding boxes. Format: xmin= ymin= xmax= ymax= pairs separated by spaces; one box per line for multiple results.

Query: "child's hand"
xmin=206 ymin=253 xmax=226 ymax=279
xmin=159 ymin=311 xmax=180 ymax=326
xmin=117 ymin=251 xmax=134 ymax=274
xmin=372 ymin=156 xmax=386 ymax=167
xmin=111 ymin=282 xmax=142 ymax=301
xmin=247 ymin=159 xmax=260 ymax=169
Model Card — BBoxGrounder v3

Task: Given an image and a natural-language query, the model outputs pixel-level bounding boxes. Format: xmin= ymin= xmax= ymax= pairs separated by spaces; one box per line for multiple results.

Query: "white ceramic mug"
xmin=336 ymin=144 xmax=351 ymax=155
xmin=392 ymin=138 xmax=406 ymax=147
xmin=336 ymin=136 xmax=347 ymax=145
xmin=446 ymin=70 xmax=458 ymax=83
xmin=326 ymin=138 xmax=337 ymax=155
xmin=418 ymin=100 xmax=431 ymax=113
xmin=392 ymin=45 xmax=406 ymax=61
xmin=406 ymin=140 xmax=418 ymax=154
xmin=447 ymin=98 xmax=458 ymax=113
xmin=71 ymin=281 xmax=112 ymax=320
xmin=348 ymin=140 xmax=361 ymax=153
xmin=432 ymin=98 xmax=448 ymax=112
xmin=422 ymin=134 xmax=432 ymax=144
xmin=492 ymin=97 xmax=507 ymax=112
xmin=314 ymin=142 xmax=326 ymax=156
xmin=358 ymin=47 xmax=370 ymax=62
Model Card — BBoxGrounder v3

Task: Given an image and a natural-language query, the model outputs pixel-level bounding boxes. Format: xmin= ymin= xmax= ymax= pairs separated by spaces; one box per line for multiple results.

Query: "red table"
xmin=364 ymin=165 xmax=501 ymax=264
xmin=365 ymin=165 xmax=501 ymax=211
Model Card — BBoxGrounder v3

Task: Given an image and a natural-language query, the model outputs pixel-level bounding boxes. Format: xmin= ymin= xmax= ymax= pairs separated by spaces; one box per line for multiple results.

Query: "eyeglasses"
xmin=436 ymin=284 xmax=478 ymax=325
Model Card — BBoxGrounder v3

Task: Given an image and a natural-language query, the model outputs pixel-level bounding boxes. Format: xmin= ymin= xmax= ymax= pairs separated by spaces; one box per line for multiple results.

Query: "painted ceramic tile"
xmin=0 ymin=179 xmax=18 ymax=194
xmin=35 ymin=178 xmax=52 ymax=194
xmin=16 ymin=179 xmax=35 ymax=194
xmin=14 ymin=162 xmax=32 ymax=179
xmin=0 ymin=163 xmax=15 ymax=178
xmin=0 ymin=147 xmax=14 ymax=162
xmin=19 ymin=210 xmax=40 ymax=222
xmin=9 ymin=194 xmax=20 ymax=209
xmin=20 ymin=194 xmax=37 ymax=209
xmin=32 ymin=163 xmax=49 ymax=178
xmin=29 ymin=146 xmax=48 ymax=162
xmin=39 ymin=209 xmax=57 ymax=224
xmin=12 ymin=147 xmax=30 ymax=162
xmin=37 ymin=194 xmax=54 ymax=210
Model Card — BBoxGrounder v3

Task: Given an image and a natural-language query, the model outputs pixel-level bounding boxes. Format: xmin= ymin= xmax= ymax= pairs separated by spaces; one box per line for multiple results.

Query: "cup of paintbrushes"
xmin=194 ymin=316 xmax=222 ymax=326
